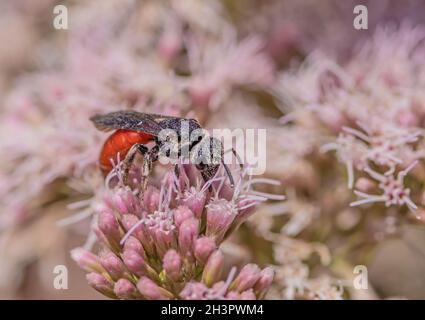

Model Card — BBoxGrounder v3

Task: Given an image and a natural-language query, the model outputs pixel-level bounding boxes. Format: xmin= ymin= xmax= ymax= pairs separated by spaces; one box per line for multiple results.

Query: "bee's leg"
xmin=123 ymin=144 xmax=148 ymax=186
xmin=139 ymin=145 xmax=160 ymax=194
xmin=174 ymin=164 xmax=181 ymax=179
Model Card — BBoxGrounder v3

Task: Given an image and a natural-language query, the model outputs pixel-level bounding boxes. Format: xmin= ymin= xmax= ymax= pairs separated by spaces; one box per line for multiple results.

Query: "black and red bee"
xmin=90 ymin=111 xmax=237 ymax=187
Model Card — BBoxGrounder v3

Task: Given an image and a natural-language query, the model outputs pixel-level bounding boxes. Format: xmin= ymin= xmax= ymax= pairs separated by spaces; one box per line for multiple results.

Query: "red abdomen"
xmin=99 ymin=129 xmax=154 ymax=175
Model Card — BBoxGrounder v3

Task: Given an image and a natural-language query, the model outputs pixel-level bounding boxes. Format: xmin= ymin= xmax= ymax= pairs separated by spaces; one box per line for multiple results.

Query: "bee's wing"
xmin=143 ymin=113 xmax=183 ymax=120
xmin=90 ymin=111 xmax=164 ymax=135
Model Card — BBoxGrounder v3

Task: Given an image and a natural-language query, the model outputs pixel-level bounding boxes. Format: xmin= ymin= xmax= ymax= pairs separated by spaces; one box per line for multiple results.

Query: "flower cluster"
xmin=0 ymin=0 xmax=275 ymax=230
xmin=72 ymin=165 xmax=281 ymax=299
xmin=4 ymin=0 xmax=425 ymax=301
xmin=277 ymin=24 xmax=425 ymax=218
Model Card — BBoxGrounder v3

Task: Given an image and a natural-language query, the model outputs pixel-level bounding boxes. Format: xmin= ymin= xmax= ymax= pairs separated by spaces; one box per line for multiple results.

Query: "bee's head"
xmin=192 ymin=137 xmax=234 ymax=187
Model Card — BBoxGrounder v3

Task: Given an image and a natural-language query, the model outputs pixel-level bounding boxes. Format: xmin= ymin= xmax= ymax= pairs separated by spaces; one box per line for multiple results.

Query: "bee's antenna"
xmin=224 ymin=148 xmax=244 ymax=169
xmin=230 ymin=148 xmax=243 ymax=169
xmin=222 ymin=160 xmax=235 ymax=187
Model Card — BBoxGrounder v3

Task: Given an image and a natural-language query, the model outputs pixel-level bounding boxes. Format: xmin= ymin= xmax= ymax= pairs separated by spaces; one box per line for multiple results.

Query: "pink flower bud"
xmin=93 ymin=226 xmax=110 ymax=247
xmin=158 ymin=31 xmax=182 ymax=66
xmin=86 ymin=272 xmax=115 ymax=298
xmin=188 ymin=83 xmax=215 ymax=108
xmin=178 ymin=188 xmax=206 ymax=218
xmin=99 ymin=250 xmax=126 ymax=280
xmin=230 ymin=264 xmax=261 ymax=292
xmin=114 ymin=278 xmax=138 ymax=299
xmin=180 ymin=282 xmax=209 ymax=300
xmin=232 ymin=200 xmax=257 ymax=231
xmin=71 ymin=247 xmax=104 ymax=273
xmin=121 ymin=214 xmax=144 ymax=240
xmin=173 ymin=205 xmax=194 ymax=228
xmin=143 ymin=186 xmax=160 ymax=212
xmin=153 ymin=227 xmax=175 ymax=258
xmin=240 ymin=289 xmax=256 ymax=300
xmin=355 ymin=177 xmax=375 ymax=193
xmin=163 ymin=249 xmax=182 ymax=282
xmin=397 ymin=110 xmax=418 ymax=127
xmin=111 ymin=187 xmax=141 ymax=217
xmin=143 ymin=211 xmax=175 ymax=257
xmin=318 ymin=106 xmax=347 ymax=133
xmin=266 ymin=21 xmax=300 ymax=64
xmin=178 ymin=218 xmax=199 ymax=256
xmin=202 ymin=250 xmax=224 ymax=287
xmin=225 ymin=291 xmax=241 ymax=299
xmin=123 ymin=236 xmax=145 ymax=258
xmin=236 ymin=199 xmax=257 ymax=218
xmin=137 ymin=277 xmax=174 ymax=300
xmin=194 ymin=236 xmax=216 ymax=265
xmin=254 ymin=267 xmax=274 ymax=299
xmin=206 ymin=199 xmax=235 ymax=242
xmin=122 ymin=249 xmax=146 ymax=276
xmin=98 ymin=209 xmax=122 ymax=245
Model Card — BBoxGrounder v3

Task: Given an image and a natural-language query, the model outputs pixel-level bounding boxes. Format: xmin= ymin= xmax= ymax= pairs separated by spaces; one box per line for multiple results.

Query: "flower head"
xmin=72 ymin=164 xmax=280 ymax=299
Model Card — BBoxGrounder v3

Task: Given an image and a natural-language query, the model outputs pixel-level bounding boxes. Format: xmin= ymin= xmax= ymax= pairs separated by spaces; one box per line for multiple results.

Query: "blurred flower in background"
xmin=1 ymin=0 xmax=425 ymax=299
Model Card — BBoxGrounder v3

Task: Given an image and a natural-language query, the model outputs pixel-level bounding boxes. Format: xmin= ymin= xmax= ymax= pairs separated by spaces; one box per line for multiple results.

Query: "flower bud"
xmin=397 ymin=110 xmax=418 ymax=127
xmin=206 ymin=199 xmax=235 ymax=242
xmin=98 ymin=208 xmax=122 ymax=245
xmin=355 ymin=177 xmax=375 ymax=193
xmin=121 ymin=214 xmax=144 ymax=240
xmin=230 ymin=264 xmax=261 ymax=293
xmin=86 ymin=272 xmax=115 ymax=298
xmin=123 ymin=236 xmax=145 ymax=258
xmin=163 ymin=249 xmax=182 ymax=282
xmin=178 ymin=218 xmax=199 ymax=256
xmin=114 ymin=278 xmax=138 ymax=299
xmin=173 ymin=205 xmax=194 ymax=228
xmin=254 ymin=267 xmax=274 ymax=299
xmin=99 ymin=250 xmax=126 ymax=281
xmin=144 ymin=211 xmax=175 ymax=257
xmin=158 ymin=30 xmax=182 ymax=66
xmin=121 ymin=215 xmax=154 ymax=255
xmin=180 ymin=282 xmax=209 ymax=300
xmin=236 ymin=199 xmax=257 ymax=221
xmin=194 ymin=236 xmax=216 ymax=265
xmin=93 ymin=226 xmax=110 ymax=247
xmin=225 ymin=291 xmax=241 ymax=299
xmin=137 ymin=277 xmax=174 ymax=300
xmin=122 ymin=249 xmax=146 ymax=276
xmin=71 ymin=247 xmax=104 ymax=273
xmin=178 ymin=188 xmax=206 ymax=218
xmin=229 ymin=200 xmax=258 ymax=235
xmin=111 ymin=187 xmax=141 ymax=217
xmin=202 ymin=250 xmax=224 ymax=287
xmin=240 ymin=289 xmax=256 ymax=300
xmin=143 ymin=186 xmax=160 ymax=212
xmin=188 ymin=83 xmax=215 ymax=108
xmin=152 ymin=223 xmax=175 ymax=258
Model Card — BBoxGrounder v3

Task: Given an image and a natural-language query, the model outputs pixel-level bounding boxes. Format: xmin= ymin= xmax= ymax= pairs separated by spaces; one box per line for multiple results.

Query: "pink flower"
xmin=280 ymin=25 xmax=425 ymax=216
xmin=72 ymin=164 xmax=279 ymax=299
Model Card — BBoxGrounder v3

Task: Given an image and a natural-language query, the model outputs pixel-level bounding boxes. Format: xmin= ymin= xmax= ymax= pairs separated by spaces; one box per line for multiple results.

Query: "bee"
xmin=90 ymin=111 xmax=237 ymax=187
